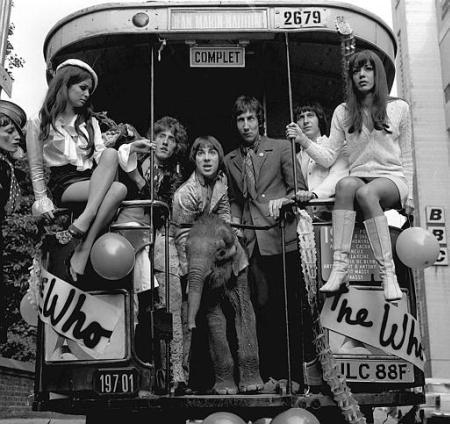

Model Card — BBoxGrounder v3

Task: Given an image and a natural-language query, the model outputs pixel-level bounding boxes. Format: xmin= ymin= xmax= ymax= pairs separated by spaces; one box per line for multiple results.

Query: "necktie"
xmin=0 ymin=154 xmax=21 ymax=215
xmin=242 ymin=148 xmax=257 ymax=200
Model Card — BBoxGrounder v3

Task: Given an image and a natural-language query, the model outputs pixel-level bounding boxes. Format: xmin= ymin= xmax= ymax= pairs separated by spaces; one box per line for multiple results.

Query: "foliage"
xmin=0 ymin=158 xmax=40 ymax=361
xmin=6 ymin=22 xmax=25 ymax=77
xmin=0 ymin=4 xmax=32 ymax=360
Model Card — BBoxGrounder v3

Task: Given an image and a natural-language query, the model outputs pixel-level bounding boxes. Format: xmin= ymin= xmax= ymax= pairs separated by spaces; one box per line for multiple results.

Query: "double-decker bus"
xmin=31 ymin=2 xmax=425 ymax=423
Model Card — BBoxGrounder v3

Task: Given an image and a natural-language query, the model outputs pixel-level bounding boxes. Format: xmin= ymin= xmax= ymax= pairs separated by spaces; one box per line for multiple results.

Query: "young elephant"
xmin=186 ymin=215 xmax=263 ymax=395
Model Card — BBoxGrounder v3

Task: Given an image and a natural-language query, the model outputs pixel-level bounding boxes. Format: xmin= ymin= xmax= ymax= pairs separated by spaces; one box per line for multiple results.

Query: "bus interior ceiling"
xmin=74 ymin=32 xmax=387 ymax=152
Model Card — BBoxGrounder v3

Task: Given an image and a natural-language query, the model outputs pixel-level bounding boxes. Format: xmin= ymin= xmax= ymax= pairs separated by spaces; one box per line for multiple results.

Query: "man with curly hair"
xmin=116 ymin=116 xmax=189 ymax=392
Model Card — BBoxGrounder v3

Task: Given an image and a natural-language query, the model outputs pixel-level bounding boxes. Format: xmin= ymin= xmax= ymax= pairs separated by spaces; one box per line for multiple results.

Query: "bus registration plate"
xmin=94 ymin=368 xmax=137 ymax=395
xmin=336 ymin=359 xmax=414 ymax=383
xmin=274 ymin=8 xmax=327 ymax=29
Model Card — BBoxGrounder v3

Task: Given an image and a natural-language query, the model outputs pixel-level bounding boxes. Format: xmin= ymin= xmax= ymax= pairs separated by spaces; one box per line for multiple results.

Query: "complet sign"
xmin=190 ymin=46 xmax=245 ymax=68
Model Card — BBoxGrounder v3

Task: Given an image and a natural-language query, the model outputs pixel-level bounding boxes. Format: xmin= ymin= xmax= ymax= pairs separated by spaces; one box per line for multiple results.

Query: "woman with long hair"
xmin=26 ymin=59 xmax=151 ymax=282
xmin=287 ymin=50 xmax=413 ymax=301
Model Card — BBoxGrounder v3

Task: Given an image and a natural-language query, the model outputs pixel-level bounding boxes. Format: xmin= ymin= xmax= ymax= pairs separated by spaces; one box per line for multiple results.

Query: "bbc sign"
xmin=426 ymin=206 xmax=448 ymax=266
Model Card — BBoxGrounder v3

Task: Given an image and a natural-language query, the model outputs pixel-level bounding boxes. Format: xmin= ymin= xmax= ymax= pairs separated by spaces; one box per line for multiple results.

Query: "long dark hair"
xmin=346 ymin=50 xmax=391 ymax=134
xmin=39 ymin=65 xmax=96 ymax=156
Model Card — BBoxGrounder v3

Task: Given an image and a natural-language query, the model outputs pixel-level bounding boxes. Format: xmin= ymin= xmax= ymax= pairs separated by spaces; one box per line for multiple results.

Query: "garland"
xmin=296 ymin=208 xmax=366 ymax=424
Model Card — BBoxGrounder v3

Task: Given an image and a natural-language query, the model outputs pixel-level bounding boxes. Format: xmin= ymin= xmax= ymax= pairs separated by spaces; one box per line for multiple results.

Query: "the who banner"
xmin=39 ymin=268 xmax=122 ymax=354
xmin=320 ymin=287 xmax=425 ymax=371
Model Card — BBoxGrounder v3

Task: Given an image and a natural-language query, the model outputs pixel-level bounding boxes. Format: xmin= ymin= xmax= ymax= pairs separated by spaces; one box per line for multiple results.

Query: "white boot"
xmin=320 ymin=210 xmax=356 ymax=293
xmin=364 ymin=215 xmax=403 ymax=302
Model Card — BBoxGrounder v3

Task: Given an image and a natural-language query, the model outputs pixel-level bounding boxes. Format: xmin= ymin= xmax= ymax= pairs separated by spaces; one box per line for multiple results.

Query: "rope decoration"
xmin=26 ymin=254 xmax=42 ymax=312
xmin=296 ymin=208 xmax=366 ymax=424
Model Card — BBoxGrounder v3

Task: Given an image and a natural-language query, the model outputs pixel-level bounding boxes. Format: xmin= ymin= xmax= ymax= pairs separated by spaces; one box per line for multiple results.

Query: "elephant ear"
xmin=216 ymin=222 xmax=235 ymax=247
xmin=215 ymin=239 xmax=236 ymax=262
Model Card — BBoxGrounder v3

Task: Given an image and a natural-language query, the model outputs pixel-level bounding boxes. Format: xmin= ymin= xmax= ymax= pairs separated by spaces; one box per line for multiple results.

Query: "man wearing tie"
xmin=224 ymin=95 xmax=307 ymax=383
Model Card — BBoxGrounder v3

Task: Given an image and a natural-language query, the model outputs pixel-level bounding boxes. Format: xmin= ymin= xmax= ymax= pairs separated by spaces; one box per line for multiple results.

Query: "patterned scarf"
xmin=0 ymin=153 xmax=21 ymax=215
xmin=144 ymin=161 xmax=165 ymax=196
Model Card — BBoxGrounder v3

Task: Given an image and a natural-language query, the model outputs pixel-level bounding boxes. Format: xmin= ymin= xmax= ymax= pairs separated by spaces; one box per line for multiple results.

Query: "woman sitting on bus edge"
xmin=26 ymin=59 xmax=151 ymax=282
xmin=293 ymin=101 xmax=348 ymax=221
xmin=286 ymin=49 xmax=413 ymax=302
xmin=115 ymin=116 xmax=189 ymax=393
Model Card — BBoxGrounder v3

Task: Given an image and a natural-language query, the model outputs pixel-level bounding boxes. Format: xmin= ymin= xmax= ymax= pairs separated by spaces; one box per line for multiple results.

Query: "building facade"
xmin=392 ymin=0 xmax=450 ymax=377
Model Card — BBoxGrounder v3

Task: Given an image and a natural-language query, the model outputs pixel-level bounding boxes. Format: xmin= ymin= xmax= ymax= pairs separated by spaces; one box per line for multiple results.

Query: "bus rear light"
xmin=132 ymin=12 xmax=149 ymax=28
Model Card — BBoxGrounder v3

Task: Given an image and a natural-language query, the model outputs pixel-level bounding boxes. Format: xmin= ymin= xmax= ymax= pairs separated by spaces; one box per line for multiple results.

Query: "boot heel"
xmin=319 ymin=271 xmax=349 ymax=293
xmin=383 ymin=275 xmax=403 ymax=302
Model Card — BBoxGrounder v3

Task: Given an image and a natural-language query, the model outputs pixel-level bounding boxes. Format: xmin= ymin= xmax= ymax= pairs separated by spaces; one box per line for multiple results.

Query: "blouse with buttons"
xmin=26 ymin=115 xmax=107 ymax=215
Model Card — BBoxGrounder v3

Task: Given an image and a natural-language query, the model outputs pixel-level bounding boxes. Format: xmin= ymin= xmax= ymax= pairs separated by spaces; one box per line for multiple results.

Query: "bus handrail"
xmin=119 ymin=199 xmax=170 ymax=213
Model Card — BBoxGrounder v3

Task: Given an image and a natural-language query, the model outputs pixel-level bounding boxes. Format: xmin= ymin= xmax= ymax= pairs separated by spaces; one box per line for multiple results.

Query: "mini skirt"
xmin=48 ymin=164 xmax=93 ymax=205
xmin=350 ymin=173 xmax=408 ymax=209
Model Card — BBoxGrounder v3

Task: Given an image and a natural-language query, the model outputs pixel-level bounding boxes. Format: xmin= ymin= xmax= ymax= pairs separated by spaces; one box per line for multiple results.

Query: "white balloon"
xmin=20 ymin=294 xmax=38 ymax=327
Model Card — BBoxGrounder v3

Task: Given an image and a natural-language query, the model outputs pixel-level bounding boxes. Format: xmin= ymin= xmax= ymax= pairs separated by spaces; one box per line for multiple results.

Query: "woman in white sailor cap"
xmin=26 ymin=58 xmax=151 ymax=282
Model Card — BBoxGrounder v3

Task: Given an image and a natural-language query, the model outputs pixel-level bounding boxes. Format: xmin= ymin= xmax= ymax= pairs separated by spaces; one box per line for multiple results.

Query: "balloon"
xmin=90 ymin=233 xmax=135 ymax=280
xmin=20 ymin=293 xmax=38 ymax=326
xmin=271 ymin=408 xmax=320 ymax=424
xmin=203 ymin=412 xmax=246 ymax=424
xmin=396 ymin=227 xmax=440 ymax=269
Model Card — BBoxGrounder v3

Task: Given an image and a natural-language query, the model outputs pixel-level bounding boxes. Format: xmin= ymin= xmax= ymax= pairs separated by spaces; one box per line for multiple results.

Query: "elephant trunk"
xmin=187 ymin=264 xmax=208 ymax=330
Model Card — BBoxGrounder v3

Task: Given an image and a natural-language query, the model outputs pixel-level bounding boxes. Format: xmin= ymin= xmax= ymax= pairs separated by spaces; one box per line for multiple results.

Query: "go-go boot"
xmin=319 ymin=210 xmax=356 ymax=293
xmin=364 ymin=215 xmax=403 ymax=302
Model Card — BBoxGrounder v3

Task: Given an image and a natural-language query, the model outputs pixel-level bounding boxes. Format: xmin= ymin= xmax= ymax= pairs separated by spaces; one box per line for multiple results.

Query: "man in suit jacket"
xmin=224 ymin=95 xmax=307 ymax=382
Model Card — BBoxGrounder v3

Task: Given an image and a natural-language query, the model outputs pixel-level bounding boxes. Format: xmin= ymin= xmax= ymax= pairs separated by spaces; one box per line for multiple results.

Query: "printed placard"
xmin=190 ymin=46 xmax=245 ymax=68
xmin=321 ymin=226 xmax=380 ymax=281
xmin=426 ymin=206 xmax=445 ymax=224
xmin=39 ymin=268 xmax=122 ymax=353
xmin=435 ymin=248 xmax=449 ymax=266
xmin=428 ymin=225 xmax=447 ymax=245
xmin=320 ymin=287 xmax=425 ymax=371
